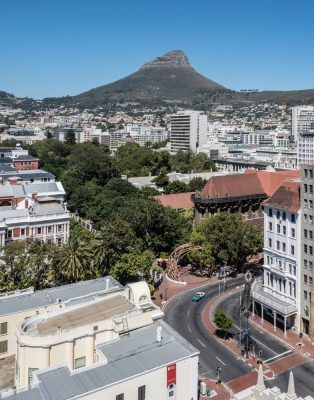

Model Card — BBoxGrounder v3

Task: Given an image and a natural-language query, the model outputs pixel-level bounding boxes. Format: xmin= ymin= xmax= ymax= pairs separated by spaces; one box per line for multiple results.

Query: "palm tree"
xmin=59 ymin=236 xmax=92 ymax=283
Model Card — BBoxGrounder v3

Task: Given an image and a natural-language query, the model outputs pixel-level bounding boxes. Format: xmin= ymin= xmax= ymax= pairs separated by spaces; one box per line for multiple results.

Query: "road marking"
xmin=264 ymin=350 xmax=292 ymax=363
xmin=233 ymin=324 xmax=278 ymax=355
xmin=197 ymin=339 xmax=206 ymax=348
xmin=215 ymin=356 xmax=226 ymax=365
xmin=187 ymin=310 xmax=190 ymax=317
xmin=188 ymin=324 xmax=191 ymax=333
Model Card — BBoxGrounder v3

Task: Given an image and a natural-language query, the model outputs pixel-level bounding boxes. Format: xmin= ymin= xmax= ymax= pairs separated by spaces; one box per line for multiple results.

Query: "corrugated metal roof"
xmin=0 ymin=277 xmax=122 ymax=316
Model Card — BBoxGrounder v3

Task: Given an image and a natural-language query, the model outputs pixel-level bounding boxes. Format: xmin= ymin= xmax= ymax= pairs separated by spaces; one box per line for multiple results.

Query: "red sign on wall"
xmin=167 ymin=363 xmax=176 ymax=386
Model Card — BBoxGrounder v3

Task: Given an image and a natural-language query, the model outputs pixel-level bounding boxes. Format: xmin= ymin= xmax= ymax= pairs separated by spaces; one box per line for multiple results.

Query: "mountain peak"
xmin=140 ymin=50 xmax=191 ymax=70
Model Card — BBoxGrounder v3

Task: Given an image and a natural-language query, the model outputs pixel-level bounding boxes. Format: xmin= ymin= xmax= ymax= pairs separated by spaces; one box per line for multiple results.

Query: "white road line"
xmin=215 ymin=356 xmax=226 ymax=366
xmin=233 ymin=324 xmax=278 ymax=355
xmin=264 ymin=350 xmax=292 ymax=363
xmin=188 ymin=324 xmax=191 ymax=333
xmin=187 ymin=310 xmax=190 ymax=317
xmin=197 ymin=339 xmax=206 ymax=348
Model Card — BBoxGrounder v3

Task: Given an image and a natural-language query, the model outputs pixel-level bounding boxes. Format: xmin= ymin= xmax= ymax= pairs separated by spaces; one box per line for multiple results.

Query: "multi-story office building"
xmin=292 ymin=105 xmax=314 ymax=143
xmin=252 ymin=178 xmax=301 ymax=335
xmin=170 ymin=110 xmax=207 ymax=152
xmin=296 ymin=107 xmax=314 ymax=166
xmin=300 ymin=165 xmax=314 ymax=336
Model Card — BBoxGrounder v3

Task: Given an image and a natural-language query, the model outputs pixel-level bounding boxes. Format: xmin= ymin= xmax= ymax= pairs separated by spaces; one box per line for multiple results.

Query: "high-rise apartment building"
xmin=300 ymin=165 xmax=314 ymax=337
xmin=170 ymin=111 xmax=207 ymax=152
xmin=295 ymin=107 xmax=314 ymax=166
xmin=292 ymin=105 xmax=314 ymax=143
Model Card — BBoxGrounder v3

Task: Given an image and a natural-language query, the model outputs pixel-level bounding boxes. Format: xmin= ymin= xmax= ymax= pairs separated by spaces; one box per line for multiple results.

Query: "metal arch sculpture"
xmin=167 ymin=243 xmax=204 ymax=281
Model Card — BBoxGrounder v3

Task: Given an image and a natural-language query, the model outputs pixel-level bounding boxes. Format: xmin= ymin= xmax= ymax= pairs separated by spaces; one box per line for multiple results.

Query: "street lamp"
xmin=241 ymin=271 xmax=253 ymax=359
xmin=216 ymin=367 xmax=222 ymax=385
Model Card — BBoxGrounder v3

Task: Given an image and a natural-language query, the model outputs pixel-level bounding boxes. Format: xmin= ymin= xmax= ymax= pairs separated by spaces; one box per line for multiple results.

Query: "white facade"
xmin=198 ymin=136 xmax=229 ymax=158
xmin=296 ymin=107 xmax=314 ymax=166
xmin=292 ymin=105 xmax=314 ymax=143
xmin=170 ymin=111 xmax=207 ymax=152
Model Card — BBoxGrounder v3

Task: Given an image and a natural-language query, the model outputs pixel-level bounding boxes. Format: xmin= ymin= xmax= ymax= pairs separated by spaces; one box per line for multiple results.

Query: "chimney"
xmin=25 ymin=198 xmax=29 ymax=208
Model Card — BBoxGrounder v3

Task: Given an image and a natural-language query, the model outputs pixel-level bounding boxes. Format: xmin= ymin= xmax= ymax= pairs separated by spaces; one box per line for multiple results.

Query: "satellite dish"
xmin=157 ymin=326 xmax=163 ymax=344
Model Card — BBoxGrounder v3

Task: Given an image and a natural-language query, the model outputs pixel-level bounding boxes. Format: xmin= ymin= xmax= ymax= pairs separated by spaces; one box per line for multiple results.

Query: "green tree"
xmin=214 ymin=309 xmax=233 ymax=338
xmin=64 ymin=129 xmax=76 ymax=145
xmin=110 ymin=250 xmax=155 ymax=285
xmin=93 ymin=218 xmax=138 ymax=274
xmin=0 ymin=241 xmax=27 ymax=292
xmin=191 ymin=212 xmax=262 ymax=270
xmin=164 ymin=181 xmax=188 ymax=194
xmin=58 ymin=236 xmax=94 ymax=283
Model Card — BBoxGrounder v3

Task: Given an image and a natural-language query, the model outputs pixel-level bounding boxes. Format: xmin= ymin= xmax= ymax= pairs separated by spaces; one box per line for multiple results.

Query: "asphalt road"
xmin=217 ymin=291 xmax=291 ymax=363
xmin=164 ymin=277 xmax=253 ymax=382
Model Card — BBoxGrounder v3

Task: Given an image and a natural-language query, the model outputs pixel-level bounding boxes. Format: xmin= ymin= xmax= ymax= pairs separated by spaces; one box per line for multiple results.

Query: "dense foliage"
xmin=191 ymin=212 xmax=263 ymax=270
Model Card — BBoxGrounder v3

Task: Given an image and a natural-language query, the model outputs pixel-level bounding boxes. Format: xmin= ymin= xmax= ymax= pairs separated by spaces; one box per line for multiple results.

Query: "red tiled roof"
xmin=263 ymin=179 xmax=300 ymax=212
xmin=200 ymin=173 xmax=265 ymax=198
xmin=244 ymin=169 xmax=300 ymax=196
xmin=153 ymin=192 xmax=194 ymax=209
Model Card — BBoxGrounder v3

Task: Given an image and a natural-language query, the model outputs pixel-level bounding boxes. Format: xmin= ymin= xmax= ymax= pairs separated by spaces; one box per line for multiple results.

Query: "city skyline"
xmin=1 ymin=0 xmax=314 ymax=98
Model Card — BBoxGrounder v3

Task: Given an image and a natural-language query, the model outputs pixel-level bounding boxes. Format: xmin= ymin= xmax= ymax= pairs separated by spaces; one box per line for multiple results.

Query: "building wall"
xmin=73 ymin=355 xmax=199 ymax=400
xmin=14 ymin=161 xmax=39 ymax=171
xmin=262 ymin=205 xmax=300 ymax=329
xmin=300 ymin=165 xmax=314 ymax=336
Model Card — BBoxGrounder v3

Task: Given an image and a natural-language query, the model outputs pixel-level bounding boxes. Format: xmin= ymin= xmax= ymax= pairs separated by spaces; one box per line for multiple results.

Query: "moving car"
xmin=192 ymin=292 xmax=205 ymax=302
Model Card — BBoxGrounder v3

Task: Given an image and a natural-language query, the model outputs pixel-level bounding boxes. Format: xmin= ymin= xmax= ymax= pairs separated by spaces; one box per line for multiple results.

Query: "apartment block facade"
xmin=170 ymin=110 xmax=207 ymax=152
xmin=297 ymin=107 xmax=314 ymax=166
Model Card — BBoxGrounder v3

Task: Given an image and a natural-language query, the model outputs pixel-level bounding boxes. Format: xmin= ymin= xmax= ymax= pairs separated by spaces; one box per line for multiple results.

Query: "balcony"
xmin=252 ymin=277 xmax=297 ymax=316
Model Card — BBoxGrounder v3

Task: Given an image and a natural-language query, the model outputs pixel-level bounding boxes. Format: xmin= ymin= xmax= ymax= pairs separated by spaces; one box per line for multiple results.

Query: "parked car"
xmin=192 ymin=292 xmax=205 ymax=302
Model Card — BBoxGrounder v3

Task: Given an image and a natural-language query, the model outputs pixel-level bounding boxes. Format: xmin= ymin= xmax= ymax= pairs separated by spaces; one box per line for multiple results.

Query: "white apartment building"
xmin=252 ymin=179 xmax=301 ymax=334
xmin=292 ymin=105 xmax=314 ymax=143
xmin=170 ymin=110 xmax=207 ymax=152
xmin=124 ymin=124 xmax=166 ymax=146
xmin=198 ymin=136 xmax=229 ymax=158
xmin=296 ymin=107 xmax=314 ymax=166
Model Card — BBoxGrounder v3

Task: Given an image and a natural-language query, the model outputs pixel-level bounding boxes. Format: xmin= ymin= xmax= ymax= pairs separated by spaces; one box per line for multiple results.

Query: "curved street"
xmin=164 ymin=277 xmax=314 ymax=397
xmin=164 ymin=277 xmax=253 ymax=383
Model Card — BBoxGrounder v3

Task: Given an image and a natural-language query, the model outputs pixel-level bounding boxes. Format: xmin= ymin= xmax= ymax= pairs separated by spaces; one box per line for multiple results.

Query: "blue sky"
xmin=1 ymin=0 xmax=314 ymax=98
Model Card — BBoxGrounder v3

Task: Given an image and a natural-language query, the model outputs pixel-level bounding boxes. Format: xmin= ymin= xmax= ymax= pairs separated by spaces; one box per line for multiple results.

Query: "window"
xmin=310 ymin=170 xmax=313 ymax=179
xmin=282 ymin=212 xmax=286 ymax=221
xmin=310 ymin=215 xmax=314 ymax=225
xmin=74 ymin=357 xmax=86 ymax=369
xmin=289 ymin=264 xmax=292 ymax=274
xmin=304 ymin=290 xmax=308 ymax=300
xmin=28 ymin=367 xmax=38 ymax=385
xmin=6 ymin=230 xmax=12 ymax=239
xmin=138 ymin=385 xmax=146 ymax=400
xmin=268 ymin=238 xmax=272 ymax=248
xmin=277 ymin=224 xmax=280 ymax=234
xmin=304 ymin=199 xmax=308 ymax=208
xmin=0 ymin=340 xmax=8 ymax=354
xmin=37 ymin=227 xmax=42 ymax=235
xmin=304 ymin=244 xmax=308 ymax=254
xmin=268 ymin=222 xmax=273 ymax=231
xmin=276 ymin=241 xmax=280 ymax=250
xmin=277 ymin=211 xmax=280 ymax=219
xmin=310 ymin=277 xmax=313 ymax=286
xmin=291 ymin=228 xmax=295 ymax=238
xmin=269 ymin=208 xmax=273 ymax=217
xmin=58 ymin=224 xmax=63 ymax=232
xmin=305 ymin=229 xmax=308 ymax=238
xmin=304 ymin=275 xmax=308 ymax=284
xmin=304 ymin=168 xmax=308 ymax=178
xmin=310 ymin=185 xmax=313 ymax=194
xmin=310 ymin=231 xmax=313 ymax=239
xmin=304 ymin=260 xmax=308 ymax=269
xmin=310 ymin=246 xmax=313 ymax=256
xmin=291 ymin=214 xmax=295 ymax=223
xmin=291 ymin=245 xmax=295 ymax=256
xmin=304 ymin=214 xmax=308 ymax=222
xmin=116 ymin=395 xmax=124 ymax=400
xmin=304 ymin=184 xmax=308 ymax=193
xmin=282 ymin=243 xmax=286 ymax=252
xmin=47 ymin=226 xmax=52 ymax=234
xmin=310 ymin=261 xmax=313 ymax=270
xmin=283 ymin=226 xmax=286 ymax=235
xmin=0 ymin=322 xmax=7 ymax=335
xmin=310 ymin=200 xmax=313 ymax=209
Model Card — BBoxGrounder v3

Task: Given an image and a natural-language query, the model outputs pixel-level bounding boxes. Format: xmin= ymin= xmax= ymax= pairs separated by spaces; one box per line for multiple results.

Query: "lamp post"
xmin=241 ymin=271 xmax=253 ymax=359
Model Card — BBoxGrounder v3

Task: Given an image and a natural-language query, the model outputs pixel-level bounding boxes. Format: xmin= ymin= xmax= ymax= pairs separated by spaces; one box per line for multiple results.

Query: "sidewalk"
xmin=152 ymin=266 xmax=219 ymax=308
xmin=250 ymin=313 xmax=314 ymax=360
